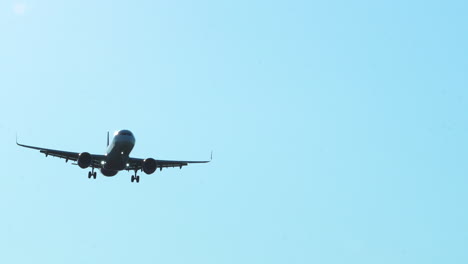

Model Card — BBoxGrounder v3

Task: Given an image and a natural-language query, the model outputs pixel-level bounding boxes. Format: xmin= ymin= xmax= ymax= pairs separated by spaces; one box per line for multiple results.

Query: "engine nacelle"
xmin=77 ymin=152 xmax=92 ymax=169
xmin=142 ymin=158 xmax=157 ymax=174
xmin=100 ymin=168 xmax=118 ymax=177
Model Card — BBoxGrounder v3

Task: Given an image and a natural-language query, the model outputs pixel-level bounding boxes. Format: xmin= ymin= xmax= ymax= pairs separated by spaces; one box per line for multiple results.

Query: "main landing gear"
xmin=88 ymin=167 xmax=97 ymax=179
xmin=131 ymin=170 xmax=140 ymax=183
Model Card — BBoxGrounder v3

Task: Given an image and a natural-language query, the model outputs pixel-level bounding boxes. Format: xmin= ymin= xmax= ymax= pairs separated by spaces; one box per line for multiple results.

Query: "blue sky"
xmin=1 ymin=0 xmax=467 ymax=263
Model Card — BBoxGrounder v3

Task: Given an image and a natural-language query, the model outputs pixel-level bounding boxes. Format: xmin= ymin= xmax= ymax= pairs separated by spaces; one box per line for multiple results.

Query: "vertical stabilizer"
xmin=107 ymin=131 xmax=109 ymax=147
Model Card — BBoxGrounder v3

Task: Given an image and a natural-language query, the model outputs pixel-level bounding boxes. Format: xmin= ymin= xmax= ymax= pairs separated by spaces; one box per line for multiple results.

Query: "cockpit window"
xmin=118 ymin=130 xmax=133 ymax=136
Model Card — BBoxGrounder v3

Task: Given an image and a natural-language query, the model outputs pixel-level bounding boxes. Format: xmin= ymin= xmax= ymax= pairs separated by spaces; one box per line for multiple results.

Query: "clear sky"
xmin=0 ymin=0 xmax=467 ymax=263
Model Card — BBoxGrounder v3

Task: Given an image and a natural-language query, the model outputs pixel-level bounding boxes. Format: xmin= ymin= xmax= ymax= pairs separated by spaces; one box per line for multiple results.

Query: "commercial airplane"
xmin=17 ymin=130 xmax=211 ymax=183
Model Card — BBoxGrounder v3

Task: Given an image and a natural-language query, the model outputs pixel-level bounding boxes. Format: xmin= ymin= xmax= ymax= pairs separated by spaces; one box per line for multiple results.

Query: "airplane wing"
xmin=127 ymin=156 xmax=211 ymax=171
xmin=16 ymin=141 xmax=106 ymax=168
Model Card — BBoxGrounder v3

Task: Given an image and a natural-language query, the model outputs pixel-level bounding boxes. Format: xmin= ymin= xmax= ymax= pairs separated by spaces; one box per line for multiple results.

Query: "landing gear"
xmin=131 ymin=170 xmax=140 ymax=183
xmin=131 ymin=175 xmax=140 ymax=183
xmin=88 ymin=167 xmax=97 ymax=179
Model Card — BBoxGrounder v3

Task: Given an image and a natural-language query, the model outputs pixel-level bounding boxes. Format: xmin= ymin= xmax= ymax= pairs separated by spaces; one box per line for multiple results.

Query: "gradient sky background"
xmin=1 ymin=0 xmax=467 ymax=263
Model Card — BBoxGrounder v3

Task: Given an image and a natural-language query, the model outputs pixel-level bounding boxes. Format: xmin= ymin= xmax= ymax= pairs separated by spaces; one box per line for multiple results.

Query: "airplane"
xmin=16 ymin=129 xmax=211 ymax=183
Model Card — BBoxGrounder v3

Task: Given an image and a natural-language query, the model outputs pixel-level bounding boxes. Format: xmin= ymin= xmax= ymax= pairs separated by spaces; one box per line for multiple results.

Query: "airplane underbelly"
xmin=105 ymin=138 xmax=133 ymax=171
xmin=100 ymin=168 xmax=118 ymax=177
xmin=105 ymin=154 xmax=128 ymax=171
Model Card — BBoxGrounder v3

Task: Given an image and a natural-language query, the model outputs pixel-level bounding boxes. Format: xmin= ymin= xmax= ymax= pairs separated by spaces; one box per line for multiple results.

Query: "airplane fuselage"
xmin=102 ymin=130 xmax=136 ymax=174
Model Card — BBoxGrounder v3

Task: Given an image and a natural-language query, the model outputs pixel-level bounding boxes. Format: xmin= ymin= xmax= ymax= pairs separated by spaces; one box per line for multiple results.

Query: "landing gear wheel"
xmin=93 ymin=172 xmax=97 ymax=179
xmin=88 ymin=171 xmax=92 ymax=179
xmin=136 ymin=176 xmax=140 ymax=183
xmin=131 ymin=175 xmax=135 ymax=182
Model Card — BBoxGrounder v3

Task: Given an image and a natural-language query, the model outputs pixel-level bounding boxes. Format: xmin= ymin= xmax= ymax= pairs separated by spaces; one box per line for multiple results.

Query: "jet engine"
xmin=77 ymin=152 xmax=92 ymax=169
xmin=100 ymin=168 xmax=118 ymax=177
xmin=142 ymin=158 xmax=157 ymax=174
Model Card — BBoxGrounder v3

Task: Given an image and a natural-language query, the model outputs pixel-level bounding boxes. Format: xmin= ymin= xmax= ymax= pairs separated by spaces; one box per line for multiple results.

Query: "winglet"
xmin=107 ymin=131 xmax=109 ymax=147
xmin=210 ymin=150 xmax=213 ymax=161
xmin=15 ymin=133 xmax=26 ymax=147
xmin=15 ymin=133 xmax=25 ymax=147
